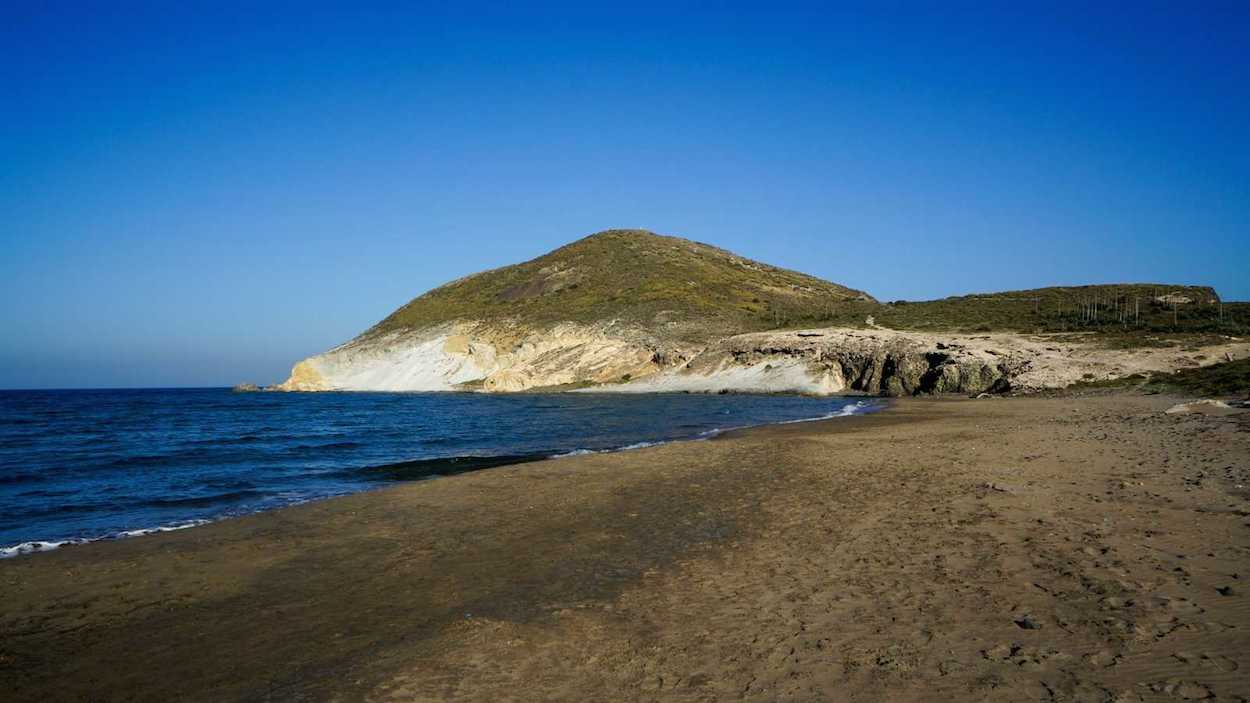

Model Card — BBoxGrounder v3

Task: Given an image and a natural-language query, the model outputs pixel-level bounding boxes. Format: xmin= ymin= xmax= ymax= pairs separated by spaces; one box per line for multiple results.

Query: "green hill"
xmin=368 ymin=229 xmax=875 ymax=340
xmin=790 ymin=284 xmax=1239 ymax=335
xmin=364 ymin=229 xmax=1243 ymax=342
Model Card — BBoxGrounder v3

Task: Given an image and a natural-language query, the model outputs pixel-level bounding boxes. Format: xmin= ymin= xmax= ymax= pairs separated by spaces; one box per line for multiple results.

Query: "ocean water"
xmin=0 ymin=389 xmax=876 ymax=557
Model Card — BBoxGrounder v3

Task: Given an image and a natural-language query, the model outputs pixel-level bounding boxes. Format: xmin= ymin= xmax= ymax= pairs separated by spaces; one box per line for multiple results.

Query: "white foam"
xmin=619 ymin=440 xmax=663 ymax=451
xmin=550 ymin=448 xmax=599 ymax=458
xmin=0 ymin=539 xmax=86 ymax=558
xmin=777 ymin=399 xmax=873 ymax=424
xmin=550 ymin=440 xmax=666 ymax=459
xmin=549 ymin=400 xmax=875 ymax=459
xmin=116 ymin=520 xmax=210 ymax=539
xmin=1 ymin=519 xmax=213 ymax=559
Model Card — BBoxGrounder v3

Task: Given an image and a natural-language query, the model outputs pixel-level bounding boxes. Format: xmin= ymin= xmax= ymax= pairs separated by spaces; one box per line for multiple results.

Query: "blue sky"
xmin=2 ymin=2 xmax=1247 ymax=388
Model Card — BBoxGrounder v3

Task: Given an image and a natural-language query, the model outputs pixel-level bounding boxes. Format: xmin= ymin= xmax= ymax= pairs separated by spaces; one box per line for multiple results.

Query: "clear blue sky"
xmin=2 ymin=2 xmax=1247 ymax=388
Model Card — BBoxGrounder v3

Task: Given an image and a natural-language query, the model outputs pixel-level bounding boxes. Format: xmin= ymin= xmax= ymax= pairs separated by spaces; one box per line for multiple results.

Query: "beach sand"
xmin=2 ymin=394 xmax=1248 ymax=701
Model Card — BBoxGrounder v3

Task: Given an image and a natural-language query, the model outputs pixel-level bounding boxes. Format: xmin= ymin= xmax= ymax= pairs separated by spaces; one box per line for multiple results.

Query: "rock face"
xmin=271 ymin=324 xmax=1017 ymax=396
xmin=273 ymin=321 xmax=1250 ymax=397
xmin=607 ymin=329 xmax=1018 ymax=396
xmin=271 ymin=322 xmax=674 ymax=393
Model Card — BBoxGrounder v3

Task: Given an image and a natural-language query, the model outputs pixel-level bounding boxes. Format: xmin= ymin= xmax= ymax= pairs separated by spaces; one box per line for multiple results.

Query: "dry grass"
xmin=362 ymin=230 xmax=1245 ymax=348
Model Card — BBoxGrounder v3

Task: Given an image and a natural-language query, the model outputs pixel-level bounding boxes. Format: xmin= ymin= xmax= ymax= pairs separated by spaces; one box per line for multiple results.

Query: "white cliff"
xmin=272 ymin=322 xmax=667 ymax=393
xmin=273 ymin=323 xmax=1250 ymax=396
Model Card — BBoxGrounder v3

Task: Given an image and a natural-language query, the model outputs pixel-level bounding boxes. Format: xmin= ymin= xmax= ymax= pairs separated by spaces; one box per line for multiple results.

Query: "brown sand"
xmin=2 ymin=395 xmax=1248 ymax=701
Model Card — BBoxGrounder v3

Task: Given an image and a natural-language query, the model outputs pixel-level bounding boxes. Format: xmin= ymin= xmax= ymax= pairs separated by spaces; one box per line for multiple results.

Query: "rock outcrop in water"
xmin=274 ymin=230 xmax=1249 ymax=396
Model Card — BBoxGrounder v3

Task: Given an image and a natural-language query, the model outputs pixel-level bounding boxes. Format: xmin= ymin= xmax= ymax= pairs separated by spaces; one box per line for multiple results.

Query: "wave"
xmin=0 ymin=519 xmax=210 ymax=559
xmin=111 ymin=449 xmax=221 ymax=467
xmin=346 ymin=437 xmax=677 ymax=478
xmin=549 ymin=399 xmax=879 ymax=458
xmin=141 ymin=489 xmax=264 ymax=509
xmin=0 ymin=471 xmax=45 ymax=485
xmin=697 ymin=398 xmax=879 ymax=437
xmin=15 ymin=500 xmax=125 ymax=519
xmin=776 ymin=399 xmax=875 ymax=424
xmin=549 ymin=440 xmax=667 ymax=459
xmin=346 ymin=453 xmax=552 ymax=482
xmin=276 ymin=441 xmax=365 ymax=452
xmin=186 ymin=433 xmax=286 ymax=446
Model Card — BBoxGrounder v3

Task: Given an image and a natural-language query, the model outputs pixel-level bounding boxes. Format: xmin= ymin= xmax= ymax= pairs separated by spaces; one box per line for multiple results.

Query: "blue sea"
xmin=0 ymin=389 xmax=874 ymax=557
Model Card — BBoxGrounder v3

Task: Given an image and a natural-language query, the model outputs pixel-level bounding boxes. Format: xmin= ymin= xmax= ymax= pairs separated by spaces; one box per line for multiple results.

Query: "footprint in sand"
xmin=1199 ymin=653 xmax=1238 ymax=672
xmin=1146 ymin=678 xmax=1214 ymax=700
xmin=1084 ymin=649 xmax=1121 ymax=668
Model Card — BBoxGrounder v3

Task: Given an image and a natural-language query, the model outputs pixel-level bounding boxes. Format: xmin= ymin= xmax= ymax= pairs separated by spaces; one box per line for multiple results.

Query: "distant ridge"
xmin=811 ymin=283 xmax=1224 ymax=333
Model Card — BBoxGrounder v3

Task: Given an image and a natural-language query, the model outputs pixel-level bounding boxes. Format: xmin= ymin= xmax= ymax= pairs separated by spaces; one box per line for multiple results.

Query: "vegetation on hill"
xmin=368 ymin=230 xmax=874 ymax=339
xmin=1073 ymin=358 xmax=1250 ymax=397
xmin=1152 ymin=358 xmax=1250 ymax=396
xmin=365 ymin=229 xmax=1246 ymax=344
xmin=754 ymin=285 xmax=1247 ymax=338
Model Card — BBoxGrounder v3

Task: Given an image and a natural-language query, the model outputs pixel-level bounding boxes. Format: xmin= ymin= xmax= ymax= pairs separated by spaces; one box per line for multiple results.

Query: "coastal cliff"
xmin=273 ymin=321 xmax=1250 ymax=396
xmin=274 ymin=230 xmax=1247 ymax=395
xmin=272 ymin=322 xmax=1015 ymax=396
xmin=272 ymin=322 xmax=668 ymax=393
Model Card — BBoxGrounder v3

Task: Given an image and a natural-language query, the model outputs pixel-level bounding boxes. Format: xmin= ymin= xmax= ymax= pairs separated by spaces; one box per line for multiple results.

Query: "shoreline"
xmin=0 ymin=396 xmax=883 ymax=560
xmin=3 ymin=393 xmax=1248 ymax=701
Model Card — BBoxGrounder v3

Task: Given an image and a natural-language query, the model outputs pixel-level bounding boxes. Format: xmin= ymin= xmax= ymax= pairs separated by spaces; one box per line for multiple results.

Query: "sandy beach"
xmin=2 ymin=394 xmax=1248 ymax=701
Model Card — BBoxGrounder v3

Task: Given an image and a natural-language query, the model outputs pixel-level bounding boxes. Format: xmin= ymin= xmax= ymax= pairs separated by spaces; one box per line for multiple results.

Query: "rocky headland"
xmin=271 ymin=230 xmax=1248 ymax=396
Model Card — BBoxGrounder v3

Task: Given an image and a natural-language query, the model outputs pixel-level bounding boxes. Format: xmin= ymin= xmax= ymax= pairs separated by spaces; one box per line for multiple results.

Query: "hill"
xmin=750 ymin=284 xmax=1238 ymax=336
xmin=272 ymin=229 xmax=1248 ymax=394
xmin=367 ymin=229 xmax=874 ymax=341
xmin=370 ymin=231 xmax=1239 ymax=339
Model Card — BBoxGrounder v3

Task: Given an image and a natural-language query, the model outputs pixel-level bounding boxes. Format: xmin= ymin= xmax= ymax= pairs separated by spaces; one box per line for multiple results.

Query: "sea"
xmin=0 ymin=389 xmax=876 ymax=558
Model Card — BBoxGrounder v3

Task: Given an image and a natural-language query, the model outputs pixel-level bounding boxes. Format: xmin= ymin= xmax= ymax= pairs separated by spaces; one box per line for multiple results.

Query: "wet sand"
xmin=2 ymin=395 xmax=1248 ymax=701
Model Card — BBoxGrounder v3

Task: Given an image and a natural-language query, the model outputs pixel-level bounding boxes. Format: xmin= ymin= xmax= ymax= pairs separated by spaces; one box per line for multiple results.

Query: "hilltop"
xmin=368 ymin=229 xmax=874 ymax=341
